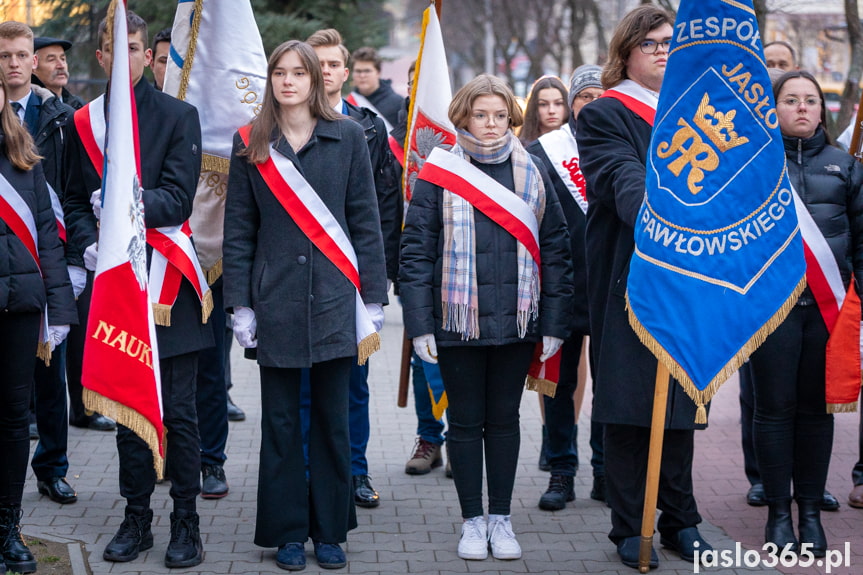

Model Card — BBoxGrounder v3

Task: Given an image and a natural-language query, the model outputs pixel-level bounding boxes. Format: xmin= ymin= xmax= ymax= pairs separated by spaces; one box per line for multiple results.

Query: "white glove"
xmin=413 ymin=333 xmax=438 ymax=364
xmin=539 ymin=336 xmax=564 ymax=362
xmin=67 ymin=265 xmax=87 ymax=298
xmin=365 ymin=303 xmax=384 ymax=332
xmin=232 ymin=306 xmax=257 ymax=348
xmin=386 ymin=279 xmax=393 ymax=293
xmin=90 ymin=189 xmax=102 ymax=220
xmin=83 ymin=242 xmax=98 ymax=271
xmin=48 ymin=325 xmax=70 ymax=351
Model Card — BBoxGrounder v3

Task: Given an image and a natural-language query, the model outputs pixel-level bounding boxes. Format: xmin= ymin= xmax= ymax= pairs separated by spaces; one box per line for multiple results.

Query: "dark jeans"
xmin=0 ymin=312 xmax=41 ymax=507
xmin=750 ymin=305 xmax=834 ymax=504
xmin=587 ymin=339 xmax=604 ymax=479
xmin=196 ymin=281 xmax=228 ymax=467
xmin=855 ymin=387 xmax=863 ymax=486
xmin=255 ymin=358 xmax=354 ymax=547
xmin=65 ymin=271 xmax=92 ymax=424
xmin=118 ymin=352 xmax=201 ymax=510
xmin=738 ymin=363 xmax=761 ymax=486
xmin=411 ymin=351 xmax=445 ymax=445
xmin=32 ymin=340 xmax=69 ymax=480
xmin=604 ymin=423 xmax=701 ymax=543
xmin=543 ymin=335 xmax=583 ymax=476
xmin=437 ymin=342 xmax=534 ymax=518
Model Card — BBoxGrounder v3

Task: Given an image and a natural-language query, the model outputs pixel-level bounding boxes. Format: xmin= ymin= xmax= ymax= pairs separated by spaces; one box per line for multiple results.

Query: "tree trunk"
xmin=752 ymin=0 xmax=768 ymax=37
xmin=837 ymin=0 xmax=863 ymax=138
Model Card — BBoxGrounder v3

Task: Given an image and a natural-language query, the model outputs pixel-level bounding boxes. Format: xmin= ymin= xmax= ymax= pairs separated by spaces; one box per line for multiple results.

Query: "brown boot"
xmin=405 ymin=438 xmax=442 ymax=475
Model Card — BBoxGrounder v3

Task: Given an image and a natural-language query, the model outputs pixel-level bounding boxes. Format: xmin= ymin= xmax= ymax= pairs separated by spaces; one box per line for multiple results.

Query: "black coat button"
xmin=297 ymin=255 xmax=307 ymax=264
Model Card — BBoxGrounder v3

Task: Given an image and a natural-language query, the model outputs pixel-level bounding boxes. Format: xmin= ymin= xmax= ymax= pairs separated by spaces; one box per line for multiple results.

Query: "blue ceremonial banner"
xmin=626 ymin=0 xmax=806 ymax=422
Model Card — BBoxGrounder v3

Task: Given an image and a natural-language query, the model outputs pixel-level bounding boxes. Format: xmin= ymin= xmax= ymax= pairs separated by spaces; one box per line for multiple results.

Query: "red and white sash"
xmin=238 ymin=126 xmax=380 ymax=365
xmin=793 ymin=189 xmax=861 ymax=412
xmin=47 ymin=184 xmax=66 ymax=243
xmin=0 ymin=172 xmax=51 ymax=362
xmin=346 ymin=92 xmax=404 ymax=166
xmin=74 ymin=99 xmax=211 ymax=327
xmin=537 ymin=125 xmax=587 ymax=214
xmin=602 ymin=79 xmax=658 ymax=127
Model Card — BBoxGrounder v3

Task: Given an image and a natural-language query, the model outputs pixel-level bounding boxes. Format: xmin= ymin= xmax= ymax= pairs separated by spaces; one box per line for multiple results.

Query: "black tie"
xmin=10 ymin=101 xmax=23 ymax=120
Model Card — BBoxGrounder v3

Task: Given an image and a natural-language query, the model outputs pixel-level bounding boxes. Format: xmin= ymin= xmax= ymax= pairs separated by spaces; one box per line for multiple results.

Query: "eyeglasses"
xmin=576 ymin=92 xmax=600 ymax=102
xmin=639 ymin=39 xmax=671 ymax=54
xmin=470 ymin=112 xmax=510 ymax=126
xmin=779 ymin=97 xmax=821 ymax=108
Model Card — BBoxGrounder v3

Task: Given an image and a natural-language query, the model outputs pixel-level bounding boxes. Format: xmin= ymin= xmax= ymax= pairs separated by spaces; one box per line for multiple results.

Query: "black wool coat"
xmin=62 ymin=79 xmax=213 ymax=359
xmin=399 ymin=152 xmax=573 ymax=347
xmin=0 ymin=146 xmax=76 ymax=325
xmin=577 ymin=96 xmax=700 ymax=429
xmin=223 ymin=118 xmax=388 ymax=369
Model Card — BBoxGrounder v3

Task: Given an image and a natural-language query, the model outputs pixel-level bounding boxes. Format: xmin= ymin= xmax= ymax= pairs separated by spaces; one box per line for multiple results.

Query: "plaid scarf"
xmin=441 ymin=129 xmax=545 ymax=340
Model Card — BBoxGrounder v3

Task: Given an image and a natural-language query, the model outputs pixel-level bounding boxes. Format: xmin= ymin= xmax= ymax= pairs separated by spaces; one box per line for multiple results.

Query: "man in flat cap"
xmin=32 ymin=36 xmax=85 ymax=109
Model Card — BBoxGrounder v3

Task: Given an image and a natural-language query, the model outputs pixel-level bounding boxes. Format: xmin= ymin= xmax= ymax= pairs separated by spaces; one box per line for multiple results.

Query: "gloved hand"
xmin=386 ymin=279 xmax=393 ymax=293
xmin=83 ymin=242 xmax=98 ymax=271
xmin=365 ymin=303 xmax=384 ymax=332
xmin=539 ymin=335 xmax=564 ymax=362
xmin=48 ymin=325 xmax=70 ymax=351
xmin=67 ymin=265 xmax=87 ymax=298
xmin=90 ymin=189 xmax=102 ymax=220
xmin=233 ymin=306 xmax=257 ymax=348
xmin=413 ymin=333 xmax=438 ymax=364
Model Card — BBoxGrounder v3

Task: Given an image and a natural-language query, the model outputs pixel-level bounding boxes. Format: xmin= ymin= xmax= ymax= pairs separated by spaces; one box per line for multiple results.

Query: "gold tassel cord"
xmin=205 ymin=259 xmax=223 ymax=286
xmin=176 ymin=0 xmax=205 ymax=102
xmin=37 ymin=341 xmax=52 ymax=366
xmin=201 ymin=289 xmax=214 ymax=324
xmin=201 ymin=154 xmax=230 ymax=174
xmin=626 ymin=275 xmax=806 ymax=424
xmin=83 ymin=388 xmax=165 ymax=479
xmin=525 ymin=375 xmax=557 ymax=398
xmin=357 ymin=333 xmax=381 ymax=366
xmin=104 ymin=1 xmax=116 ymax=51
xmin=153 ymin=303 xmax=172 ymax=327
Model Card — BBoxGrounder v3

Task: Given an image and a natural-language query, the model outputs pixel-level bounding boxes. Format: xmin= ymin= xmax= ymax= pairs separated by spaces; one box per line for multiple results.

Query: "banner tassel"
xmin=205 ymin=258 xmax=223 ymax=285
xmin=525 ymin=375 xmax=557 ymax=398
xmin=153 ymin=303 xmax=172 ymax=327
xmin=37 ymin=341 xmax=52 ymax=366
xmin=827 ymin=401 xmax=858 ymax=414
xmin=201 ymin=289 xmax=214 ymax=324
xmin=357 ymin=333 xmax=381 ymax=366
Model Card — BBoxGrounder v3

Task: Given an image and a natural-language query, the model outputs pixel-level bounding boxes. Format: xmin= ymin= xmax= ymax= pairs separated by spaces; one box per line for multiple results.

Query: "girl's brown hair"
xmin=601 ymin=5 xmax=674 ymax=89
xmin=241 ymin=40 xmax=341 ymax=164
xmin=448 ymin=74 xmax=523 ymax=132
xmin=773 ymin=70 xmax=831 ymax=145
xmin=518 ymin=76 xmax=569 ymax=144
xmin=0 ymin=67 xmax=41 ymax=171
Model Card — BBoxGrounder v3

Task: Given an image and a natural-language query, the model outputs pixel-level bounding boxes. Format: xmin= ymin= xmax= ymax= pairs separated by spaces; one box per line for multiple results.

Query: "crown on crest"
xmin=693 ymin=93 xmax=749 ymax=153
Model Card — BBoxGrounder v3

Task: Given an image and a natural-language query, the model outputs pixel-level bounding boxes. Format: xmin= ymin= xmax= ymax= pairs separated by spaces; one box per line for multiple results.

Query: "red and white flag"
xmin=82 ymin=0 xmax=164 ymax=472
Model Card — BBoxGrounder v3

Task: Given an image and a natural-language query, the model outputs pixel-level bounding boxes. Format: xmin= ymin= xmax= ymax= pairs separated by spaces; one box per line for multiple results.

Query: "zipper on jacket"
xmin=797 ymin=138 xmax=802 ymax=165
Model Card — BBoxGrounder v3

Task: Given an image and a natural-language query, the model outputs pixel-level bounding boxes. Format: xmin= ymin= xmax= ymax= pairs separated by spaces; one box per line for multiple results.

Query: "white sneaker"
xmin=488 ymin=514 xmax=521 ymax=560
xmin=457 ymin=516 xmax=488 ymax=560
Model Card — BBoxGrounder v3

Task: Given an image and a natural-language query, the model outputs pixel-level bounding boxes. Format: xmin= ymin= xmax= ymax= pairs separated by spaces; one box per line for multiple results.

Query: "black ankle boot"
xmin=165 ymin=509 xmax=203 ymax=568
xmin=103 ymin=505 xmax=154 ymax=562
xmin=797 ymin=499 xmax=827 ymax=558
xmin=765 ymin=499 xmax=797 ymax=554
xmin=0 ymin=506 xmax=37 ymax=574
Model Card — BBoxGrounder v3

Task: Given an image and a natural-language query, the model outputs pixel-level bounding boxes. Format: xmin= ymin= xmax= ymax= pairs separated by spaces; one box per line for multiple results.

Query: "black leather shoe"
xmin=37 ymin=477 xmax=78 ymax=504
xmin=590 ymin=475 xmax=607 ymax=503
xmin=103 ymin=506 xmax=153 ymax=562
xmin=746 ymin=483 xmax=767 ymax=507
xmin=71 ymin=413 xmax=117 ymax=431
xmin=201 ymin=464 xmax=229 ymax=499
xmin=821 ymin=490 xmax=840 ymax=511
xmin=352 ymin=475 xmax=380 ymax=508
xmin=165 ymin=509 xmax=203 ymax=568
xmin=538 ymin=474 xmax=575 ymax=511
xmin=617 ymin=535 xmax=657 ymax=570
xmin=798 ymin=500 xmax=827 ymax=557
xmin=226 ymin=394 xmax=246 ymax=422
xmin=764 ymin=500 xmax=797 ymax=554
xmin=0 ymin=507 xmax=37 ymax=574
xmin=660 ymin=526 xmax=712 ymax=562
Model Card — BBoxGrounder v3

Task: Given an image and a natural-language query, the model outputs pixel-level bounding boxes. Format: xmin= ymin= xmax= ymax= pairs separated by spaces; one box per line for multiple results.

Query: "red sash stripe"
xmin=74 ymin=104 xmax=104 ymax=178
xmin=603 ymin=90 xmax=656 ymax=127
xmin=0 ymin=195 xmax=40 ymax=268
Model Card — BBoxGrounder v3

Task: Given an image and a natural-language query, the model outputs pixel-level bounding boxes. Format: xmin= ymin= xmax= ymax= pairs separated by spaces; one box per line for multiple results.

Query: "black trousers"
xmin=196 ymin=281 xmax=228 ymax=467
xmin=65 ymin=271 xmax=92 ymax=424
xmin=117 ymin=352 xmax=201 ymax=509
xmin=750 ymin=305 xmax=833 ymax=504
xmin=738 ymin=363 xmax=761 ymax=486
xmin=604 ymin=423 xmax=701 ymax=543
xmin=543 ymin=334 xmax=583 ymax=476
xmin=255 ymin=357 xmax=354 ymax=547
xmin=0 ymin=312 xmax=41 ymax=507
xmin=31 ymin=340 xmax=69 ymax=481
xmin=437 ymin=342 xmax=534 ymax=518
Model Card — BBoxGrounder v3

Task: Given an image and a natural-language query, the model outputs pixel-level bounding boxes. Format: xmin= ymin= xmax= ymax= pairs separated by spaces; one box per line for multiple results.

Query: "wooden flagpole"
xmin=638 ymin=362 xmax=670 ymax=572
xmin=397 ymin=0 xmax=444 ymax=407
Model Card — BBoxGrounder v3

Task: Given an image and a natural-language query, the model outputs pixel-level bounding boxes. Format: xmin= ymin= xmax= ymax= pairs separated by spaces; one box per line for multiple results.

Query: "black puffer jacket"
xmin=0 ymin=137 xmax=76 ymax=324
xmin=784 ymin=127 xmax=863 ymax=302
xmin=399 ymin=153 xmax=573 ymax=347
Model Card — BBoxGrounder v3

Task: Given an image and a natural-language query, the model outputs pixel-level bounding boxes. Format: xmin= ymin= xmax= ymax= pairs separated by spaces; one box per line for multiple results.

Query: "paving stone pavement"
xmin=22 ymin=303 xmax=862 ymax=574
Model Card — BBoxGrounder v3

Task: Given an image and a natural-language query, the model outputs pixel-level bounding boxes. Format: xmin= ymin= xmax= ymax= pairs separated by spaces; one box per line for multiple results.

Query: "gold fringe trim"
xmin=205 ymin=259 xmax=223 ymax=286
xmin=37 ymin=341 xmax=52 ymax=366
xmin=626 ymin=275 xmax=806 ymax=424
xmin=827 ymin=401 xmax=858 ymax=414
xmin=83 ymin=388 xmax=165 ymax=479
xmin=176 ymin=0 xmax=204 ymax=102
xmin=357 ymin=333 xmax=381 ymax=366
xmin=525 ymin=375 xmax=557 ymax=398
xmin=201 ymin=289 xmax=214 ymax=324
xmin=153 ymin=303 xmax=172 ymax=327
xmin=202 ymin=154 xmax=230 ymax=174
xmin=104 ymin=1 xmax=116 ymax=51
